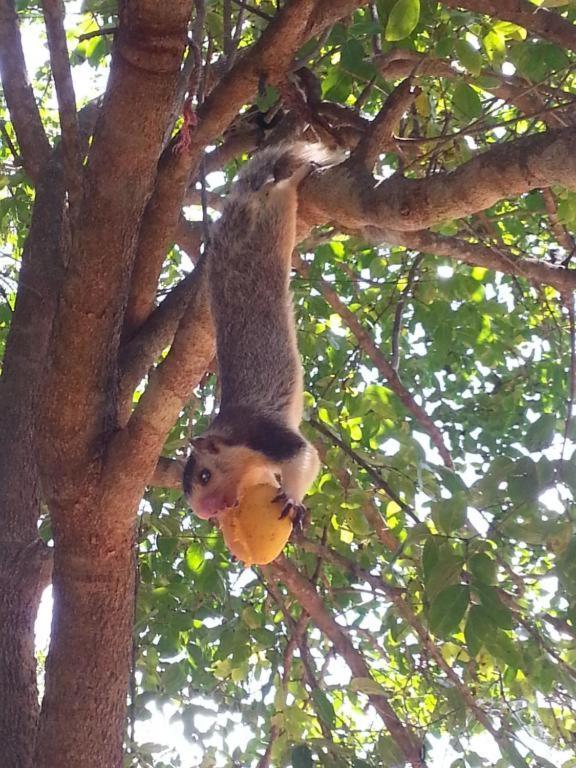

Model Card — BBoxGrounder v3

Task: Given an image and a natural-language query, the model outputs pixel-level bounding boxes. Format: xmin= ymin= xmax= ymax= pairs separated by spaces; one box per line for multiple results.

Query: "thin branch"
xmin=0 ymin=0 xmax=51 ymax=181
xmin=438 ymin=0 xmax=576 ymax=54
xmin=264 ymin=578 xmax=333 ymax=740
xmin=364 ymin=226 xmax=576 ymax=294
xmin=391 ymin=254 xmax=423 ymax=372
xmin=41 ymin=0 xmax=82 ymax=214
xmin=0 ymin=119 xmax=21 ymax=165
xmin=374 ymin=49 xmax=574 ymax=130
xmin=298 ymin=540 xmax=526 ymax=759
xmin=352 ymin=79 xmax=420 ymax=168
xmin=223 ymin=0 xmax=233 ymax=60
xmin=561 ymin=292 xmax=576 ymax=463
xmin=231 ymin=0 xmax=273 ymax=22
xmin=542 ymin=188 xmax=576 ymax=254
xmin=271 ymin=555 xmax=425 ymax=767
xmin=310 ymin=418 xmax=419 ymax=524
xmin=78 ymin=25 xmax=117 ymax=42
xmin=106 ymin=263 xmax=215 ymax=506
xmin=297 ymin=256 xmax=454 ymax=467
xmin=118 ymin=267 xmax=203 ymax=422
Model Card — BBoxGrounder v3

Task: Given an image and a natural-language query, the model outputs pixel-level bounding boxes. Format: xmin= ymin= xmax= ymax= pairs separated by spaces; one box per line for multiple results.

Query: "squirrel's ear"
xmin=190 ymin=436 xmax=221 ymax=454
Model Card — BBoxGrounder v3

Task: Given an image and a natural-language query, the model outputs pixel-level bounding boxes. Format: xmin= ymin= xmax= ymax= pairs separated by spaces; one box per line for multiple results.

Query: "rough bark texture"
xmin=0 ymin=157 xmax=65 ymax=768
xmin=33 ymin=4 xmax=195 ymax=767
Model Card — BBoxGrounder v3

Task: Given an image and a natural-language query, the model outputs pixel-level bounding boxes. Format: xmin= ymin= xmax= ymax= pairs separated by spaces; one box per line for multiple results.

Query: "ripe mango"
xmin=219 ymin=483 xmax=292 ymax=566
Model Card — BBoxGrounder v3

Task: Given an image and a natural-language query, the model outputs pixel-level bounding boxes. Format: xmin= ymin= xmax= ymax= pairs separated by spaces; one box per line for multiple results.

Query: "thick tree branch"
xmin=125 ymin=0 xmax=354 ymax=337
xmin=0 ymin=0 xmax=51 ymax=181
xmin=174 ymin=216 xmax=203 ymax=259
xmin=438 ymin=0 xmax=576 ymax=53
xmin=34 ymin=6 xmax=195 ymax=767
xmin=271 ymin=555 xmax=425 ymax=768
xmin=39 ymin=2 xmax=194 ymax=496
xmin=0 ymin=152 xmax=66 ymax=768
xmin=118 ymin=267 xmax=202 ymax=421
xmin=352 ymin=79 xmax=420 ymax=168
xmin=124 ymin=140 xmax=200 ymax=336
xmin=105 ymin=266 xmax=215 ymax=512
xmin=41 ymin=0 xmax=82 ymax=213
xmin=300 ymin=127 xmax=576 ymax=233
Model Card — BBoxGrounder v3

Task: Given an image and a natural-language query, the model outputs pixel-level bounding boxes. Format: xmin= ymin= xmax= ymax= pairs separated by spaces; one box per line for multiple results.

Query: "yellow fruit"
xmin=219 ymin=483 xmax=293 ymax=566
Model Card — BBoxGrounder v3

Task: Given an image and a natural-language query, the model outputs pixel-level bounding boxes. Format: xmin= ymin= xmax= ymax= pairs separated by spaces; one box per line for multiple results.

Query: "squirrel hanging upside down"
xmin=183 ymin=142 xmax=332 ymax=524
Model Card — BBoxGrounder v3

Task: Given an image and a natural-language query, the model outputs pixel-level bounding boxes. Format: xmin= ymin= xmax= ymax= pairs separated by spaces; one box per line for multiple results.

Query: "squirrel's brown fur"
xmin=183 ymin=142 xmax=332 ymax=521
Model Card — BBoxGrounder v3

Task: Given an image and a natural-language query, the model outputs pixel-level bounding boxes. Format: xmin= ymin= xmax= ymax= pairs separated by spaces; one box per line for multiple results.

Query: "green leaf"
xmin=424 ymin=546 xmax=464 ymax=600
xmin=312 ymin=689 xmax=336 ymax=728
xmin=473 ymin=584 xmax=514 ymax=630
xmin=484 ymin=631 xmax=522 ymax=669
xmin=422 ymin=536 xmax=440 ymax=579
xmin=464 ymin=604 xmax=495 ymax=656
xmin=376 ymin=733 xmax=405 ymax=767
xmin=525 ymin=413 xmax=555 ymax=451
xmin=185 ymin=543 xmax=205 ymax=573
xmin=454 ymin=40 xmax=483 ymax=76
xmin=350 ymin=676 xmax=389 ymax=696
xmin=384 ymin=0 xmax=421 ymax=41
xmin=292 ymin=744 xmax=314 ymax=768
xmin=241 ymin=607 xmax=262 ymax=629
xmin=468 ymin=553 xmax=497 ymax=584
xmin=452 ymin=82 xmax=482 ymax=119
xmin=431 ymin=495 xmax=466 ymax=534
xmin=428 ymin=584 xmax=470 ymax=637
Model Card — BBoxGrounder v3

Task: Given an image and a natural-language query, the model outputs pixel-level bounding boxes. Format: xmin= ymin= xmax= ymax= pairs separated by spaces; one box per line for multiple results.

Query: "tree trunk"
xmin=0 ymin=160 xmax=65 ymax=768
xmin=35 ymin=542 xmax=135 ymax=768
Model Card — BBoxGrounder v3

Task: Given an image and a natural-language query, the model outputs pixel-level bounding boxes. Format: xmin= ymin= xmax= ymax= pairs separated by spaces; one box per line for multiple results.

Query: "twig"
xmin=310 ymin=417 xmax=420 ymax=525
xmin=390 ymin=254 xmax=423 ymax=371
xmin=77 ymin=25 xmax=117 ymax=42
xmin=231 ymin=0 xmax=273 ymax=22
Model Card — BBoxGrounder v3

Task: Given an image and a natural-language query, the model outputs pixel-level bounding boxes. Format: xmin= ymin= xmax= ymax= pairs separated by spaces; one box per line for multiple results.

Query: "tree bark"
xmin=0 ymin=157 xmax=65 ymax=768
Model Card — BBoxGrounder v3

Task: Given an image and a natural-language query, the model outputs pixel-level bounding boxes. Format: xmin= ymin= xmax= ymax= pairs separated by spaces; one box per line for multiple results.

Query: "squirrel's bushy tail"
xmin=234 ymin=141 xmax=340 ymax=195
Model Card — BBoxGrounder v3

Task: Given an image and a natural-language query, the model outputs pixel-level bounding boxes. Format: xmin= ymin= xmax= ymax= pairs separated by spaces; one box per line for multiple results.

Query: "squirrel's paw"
xmin=272 ymin=491 xmax=307 ymax=531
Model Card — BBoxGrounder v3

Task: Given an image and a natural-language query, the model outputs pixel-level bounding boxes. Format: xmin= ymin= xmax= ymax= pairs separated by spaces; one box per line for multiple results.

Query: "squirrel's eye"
xmin=199 ymin=468 xmax=212 ymax=486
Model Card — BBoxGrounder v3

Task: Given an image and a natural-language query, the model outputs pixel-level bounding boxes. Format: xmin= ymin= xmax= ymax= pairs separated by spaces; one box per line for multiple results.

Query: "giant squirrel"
xmin=183 ymin=142 xmax=332 ymax=523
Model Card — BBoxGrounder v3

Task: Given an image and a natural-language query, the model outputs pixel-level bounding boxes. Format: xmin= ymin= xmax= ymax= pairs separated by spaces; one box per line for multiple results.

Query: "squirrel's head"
xmin=183 ymin=436 xmax=280 ymax=520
